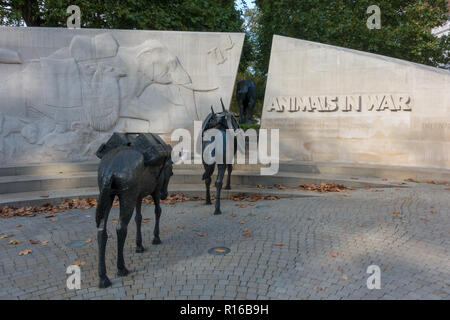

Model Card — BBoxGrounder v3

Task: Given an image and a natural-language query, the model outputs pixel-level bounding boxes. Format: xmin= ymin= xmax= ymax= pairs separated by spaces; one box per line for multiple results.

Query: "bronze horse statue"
xmin=201 ymin=99 xmax=242 ymax=215
xmin=95 ymin=139 xmax=173 ymax=288
xmin=236 ymin=79 xmax=256 ymax=124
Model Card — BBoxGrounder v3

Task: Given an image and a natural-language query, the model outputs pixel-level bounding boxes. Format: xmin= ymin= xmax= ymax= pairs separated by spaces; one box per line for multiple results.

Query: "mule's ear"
xmin=211 ymin=106 xmax=215 ymax=115
xmin=220 ymin=98 xmax=226 ymax=112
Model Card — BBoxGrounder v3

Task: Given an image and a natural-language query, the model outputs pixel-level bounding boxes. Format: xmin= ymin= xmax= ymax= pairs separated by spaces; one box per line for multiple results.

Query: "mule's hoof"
xmin=117 ymin=267 xmax=129 ymax=277
xmin=135 ymin=245 xmax=145 ymax=253
xmin=214 ymin=209 xmax=222 ymax=215
xmin=99 ymin=276 xmax=112 ymax=288
xmin=205 ymin=200 xmax=212 ymax=205
xmin=152 ymin=238 xmax=161 ymax=245
xmin=224 ymin=185 xmax=231 ymax=190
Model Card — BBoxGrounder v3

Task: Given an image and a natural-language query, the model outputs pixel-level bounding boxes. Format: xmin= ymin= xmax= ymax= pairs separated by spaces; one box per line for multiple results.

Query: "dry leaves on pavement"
xmin=297 ymin=183 xmax=352 ymax=193
xmin=329 ymin=252 xmax=339 ymax=258
xmin=18 ymin=249 xmax=32 ymax=256
xmin=231 ymin=193 xmax=280 ymax=202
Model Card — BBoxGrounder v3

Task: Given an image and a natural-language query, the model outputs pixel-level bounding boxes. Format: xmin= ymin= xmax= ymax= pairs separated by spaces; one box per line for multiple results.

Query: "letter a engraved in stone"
xmin=267 ymin=97 xmax=278 ymax=112
xmin=367 ymin=5 xmax=381 ymax=30
xmin=67 ymin=5 xmax=81 ymax=29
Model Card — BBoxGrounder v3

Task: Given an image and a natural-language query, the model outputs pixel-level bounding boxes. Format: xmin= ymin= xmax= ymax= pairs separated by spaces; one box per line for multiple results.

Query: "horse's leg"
xmin=224 ymin=164 xmax=233 ymax=190
xmin=214 ymin=164 xmax=226 ymax=215
xmin=246 ymin=88 xmax=256 ymax=124
xmin=96 ymin=193 xmax=114 ymax=288
xmin=135 ymin=197 xmax=144 ymax=253
xmin=116 ymin=196 xmax=134 ymax=276
xmin=152 ymin=193 xmax=162 ymax=245
xmin=237 ymin=93 xmax=246 ymax=124
xmin=203 ymin=163 xmax=214 ymax=205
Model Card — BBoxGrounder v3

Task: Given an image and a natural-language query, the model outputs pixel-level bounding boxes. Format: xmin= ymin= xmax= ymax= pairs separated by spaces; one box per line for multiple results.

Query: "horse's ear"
xmin=211 ymin=106 xmax=215 ymax=115
xmin=220 ymin=98 xmax=226 ymax=112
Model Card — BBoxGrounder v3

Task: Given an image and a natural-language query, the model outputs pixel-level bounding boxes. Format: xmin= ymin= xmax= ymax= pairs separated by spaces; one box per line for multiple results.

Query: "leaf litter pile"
xmin=296 ymin=183 xmax=353 ymax=193
xmin=1 ymin=192 xmax=280 ymax=218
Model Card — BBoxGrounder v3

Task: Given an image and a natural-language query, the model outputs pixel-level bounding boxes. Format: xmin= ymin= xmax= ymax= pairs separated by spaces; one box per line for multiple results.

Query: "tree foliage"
xmin=254 ymin=0 xmax=450 ymax=73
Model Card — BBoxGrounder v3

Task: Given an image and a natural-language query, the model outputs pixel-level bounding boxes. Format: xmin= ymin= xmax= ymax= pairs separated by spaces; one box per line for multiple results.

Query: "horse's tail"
xmin=96 ymin=172 xmax=114 ymax=228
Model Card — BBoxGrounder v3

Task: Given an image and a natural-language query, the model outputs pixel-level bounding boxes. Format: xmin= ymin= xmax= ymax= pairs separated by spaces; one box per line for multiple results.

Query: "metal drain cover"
xmin=66 ymin=240 xmax=87 ymax=248
xmin=208 ymin=247 xmax=231 ymax=255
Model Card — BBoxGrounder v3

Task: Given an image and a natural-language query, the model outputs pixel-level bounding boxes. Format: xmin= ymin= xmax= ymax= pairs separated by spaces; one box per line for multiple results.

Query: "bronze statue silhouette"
xmin=201 ymin=99 xmax=241 ymax=215
xmin=95 ymin=133 xmax=173 ymax=288
xmin=236 ymin=79 xmax=256 ymax=124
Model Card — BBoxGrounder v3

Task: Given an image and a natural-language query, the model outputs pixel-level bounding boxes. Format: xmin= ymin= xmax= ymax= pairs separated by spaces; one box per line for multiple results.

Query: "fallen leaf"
xmin=239 ymin=204 xmax=247 ymax=208
xmin=297 ymin=183 xmax=352 ymax=193
xmin=264 ymin=216 xmax=271 ymax=220
xmin=16 ymin=224 xmax=22 ymax=228
xmin=29 ymin=239 xmax=40 ymax=244
xmin=239 ymin=221 xmax=245 ymax=225
xmin=430 ymin=210 xmax=436 ymax=214
xmin=73 ymin=261 xmax=86 ymax=266
xmin=342 ymin=274 xmax=349 ymax=280
xmin=242 ymin=232 xmax=252 ymax=237
xmin=112 ymin=218 xmax=119 ymax=222
xmin=85 ymin=237 xmax=94 ymax=243
xmin=177 ymin=225 xmax=185 ymax=229
xmin=231 ymin=213 xmax=237 ymax=217
xmin=0 ymin=234 xmax=12 ymax=239
xmin=329 ymin=252 xmax=339 ymax=258
xmin=18 ymin=249 xmax=32 ymax=256
xmin=215 ymin=248 xmax=225 ymax=253
xmin=392 ymin=211 xmax=401 ymax=215
xmin=317 ymin=287 xmax=323 ymax=292
xmin=50 ymin=217 xmax=58 ymax=222
xmin=8 ymin=240 xmax=21 ymax=245
xmin=420 ymin=217 xmax=429 ymax=222
xmin=142 ymin=218 xmax=152 ymax=223
xmin=196 ymin=232 xmax=208 ymax=237
xmin=40 ymin=241 xmax=48 ymax=246
xmin=274 ymin=242 xmax=284 ymax=246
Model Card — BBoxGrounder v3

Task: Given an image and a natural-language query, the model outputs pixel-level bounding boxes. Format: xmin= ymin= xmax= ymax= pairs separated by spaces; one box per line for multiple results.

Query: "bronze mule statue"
xmin=201 ymin=98 xmax=242 ymax=215
xmin=236 ymin=79 xmax=256 ymax=124
xmin=95 ymin=133 xmax=173 ymax=288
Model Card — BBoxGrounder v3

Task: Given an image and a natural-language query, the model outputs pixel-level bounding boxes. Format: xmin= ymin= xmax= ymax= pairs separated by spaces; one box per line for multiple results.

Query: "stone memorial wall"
xmin=261 ymin=35 xmax=450 ymax=170
xmin=0 ymin=27 xmax=244 ymax=164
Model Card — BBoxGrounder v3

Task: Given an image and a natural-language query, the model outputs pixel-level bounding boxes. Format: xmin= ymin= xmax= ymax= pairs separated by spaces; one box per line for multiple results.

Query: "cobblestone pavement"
xmin=0 ymin=183 xmax=449 ymax=300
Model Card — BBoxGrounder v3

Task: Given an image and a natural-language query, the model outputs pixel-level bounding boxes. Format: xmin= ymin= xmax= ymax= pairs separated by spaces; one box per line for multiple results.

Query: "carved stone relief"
xmin=0 ymin=28 xmax=244 ymax=164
